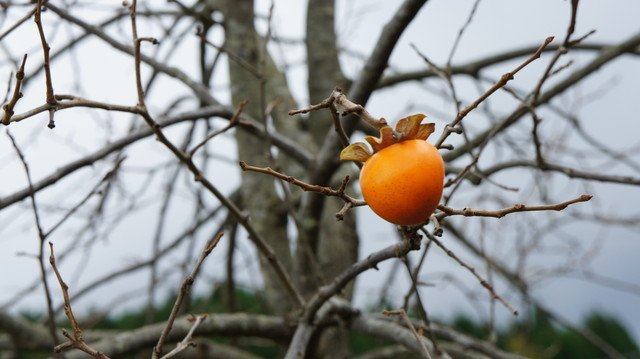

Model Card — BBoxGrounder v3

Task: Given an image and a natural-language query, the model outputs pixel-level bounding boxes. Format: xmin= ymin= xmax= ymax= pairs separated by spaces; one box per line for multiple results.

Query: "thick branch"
xmin=60 ymin=314 xmax=292 ymax=359
xmin=309 ymin=0 xmax=429 ymax=186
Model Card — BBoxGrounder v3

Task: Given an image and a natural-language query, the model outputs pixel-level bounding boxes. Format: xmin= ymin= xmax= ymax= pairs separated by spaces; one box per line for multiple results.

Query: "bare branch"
xmin=290 ymin=87 xmax=388 ymax=130
xmin=49 ymin=243 xmax=111 ymax=359
xmin=303 ymin=229 xmax=421 ymax=324
xmin=423 ymin=230 xmax=519 ymax=316
xmin=0 ymin=7 xmax=37 ymax=42
xmin=436 ymin=194 xmax=592 ymax=219
xmin=444 ymin=29 xmax=640 ymax=162
xmin=434 ymin=36 xmax=554 ymax=149
xmin=383 ymin=309 xmax=432 ymax=359
xmin=446 ymin=0 xmax=482 ymax=67
xmin=0 ymin=105 xmax=312 ymax=213
xmin=6 ymin=130 xmax=58 ymax=345
xmin=1 ymin=54 xmax=27 ymax=125
xmin=480 ymin=160 xmax=640 ymax=186
xmin=351 ymin=316 xmax=443 ymax=359
xmin=239 ymin=161 xmax=366 ymax=216
xmin=160 ymin=314 xmax=208 ymax=359
xmin=152 ymin=232 xmax=223 ymax=359
xmin=189 ymin=100 xmax=247 ymax=156
xmin=34 ymin=0 xmax=55 ymax=105
xmin=377 ymin=42 xmax=638 ymax=89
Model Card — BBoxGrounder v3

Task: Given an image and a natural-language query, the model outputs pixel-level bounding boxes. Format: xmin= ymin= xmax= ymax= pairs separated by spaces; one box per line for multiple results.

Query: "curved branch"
xmin=377 ymin=42 xmax=640 ymax=89
xmin=2 ymin=308 xmax=520 ymax=359
xmin=284 ymin=232 xmax=421 ymax=359
xmin=351 ymin=316 xmax=441 ymax=359
xmin=352 ymin=315 xmax=529 ymax=359
xmin=303 ymin=235 xmax=418 ymax=325
xmin=0 ymin=310 xmax=53 ymax=351
xmin=476 ymin=159 xmax=640 ymax=186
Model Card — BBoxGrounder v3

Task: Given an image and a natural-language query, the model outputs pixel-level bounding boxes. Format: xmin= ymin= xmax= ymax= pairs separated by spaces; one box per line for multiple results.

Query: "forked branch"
xmin=49 ymin=243 xmax=111 ymax=359
xmin=1 ymin=54 xmax=27 ymax=125
xmin=434 ymin=36 xmax=555 ymax=149
xmin=239 ymin=161 xmax=366 ymax=220
xmin=289 ymin=87 xmax=388 ymax=131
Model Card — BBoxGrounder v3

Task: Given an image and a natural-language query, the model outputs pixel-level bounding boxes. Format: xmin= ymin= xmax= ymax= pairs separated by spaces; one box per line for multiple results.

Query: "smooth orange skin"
xmin=360 ymin=140 xmax=444 ymax=226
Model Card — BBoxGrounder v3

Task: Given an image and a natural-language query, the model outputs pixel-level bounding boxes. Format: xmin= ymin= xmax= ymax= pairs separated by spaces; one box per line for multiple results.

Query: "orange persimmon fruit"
xmin=340 ymin=114 xmax=444 ymax=226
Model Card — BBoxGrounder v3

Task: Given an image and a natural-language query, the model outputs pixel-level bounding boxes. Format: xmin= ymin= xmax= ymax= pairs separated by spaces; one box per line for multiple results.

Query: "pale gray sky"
xmin=1 ymin=0 xmax=639 ymax=345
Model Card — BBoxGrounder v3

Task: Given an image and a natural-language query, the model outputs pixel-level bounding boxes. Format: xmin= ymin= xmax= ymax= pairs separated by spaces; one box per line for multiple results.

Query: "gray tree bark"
xmin=220 ymin=0 xmax=303 ymax=315
xmin=305 ymin=1 xmax=358 ymax=357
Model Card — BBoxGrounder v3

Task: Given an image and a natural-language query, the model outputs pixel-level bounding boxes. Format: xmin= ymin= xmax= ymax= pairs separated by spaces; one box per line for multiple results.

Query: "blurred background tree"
xmin=0 ymin=0 xmax=639 ymax=358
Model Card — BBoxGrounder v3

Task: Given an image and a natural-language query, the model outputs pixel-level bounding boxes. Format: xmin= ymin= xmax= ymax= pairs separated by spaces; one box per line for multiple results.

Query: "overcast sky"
xmin=1 ymin=0 xmax=639 ymax=345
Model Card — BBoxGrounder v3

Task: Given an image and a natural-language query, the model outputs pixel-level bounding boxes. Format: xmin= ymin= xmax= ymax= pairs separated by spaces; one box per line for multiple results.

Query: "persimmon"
xmin=340 ymin=114 xmax=444 ymax=226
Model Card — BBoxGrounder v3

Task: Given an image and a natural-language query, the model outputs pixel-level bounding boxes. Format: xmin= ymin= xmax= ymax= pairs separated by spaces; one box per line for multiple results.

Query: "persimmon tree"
xmin=0 ymin=0 xmax=639 ymax=358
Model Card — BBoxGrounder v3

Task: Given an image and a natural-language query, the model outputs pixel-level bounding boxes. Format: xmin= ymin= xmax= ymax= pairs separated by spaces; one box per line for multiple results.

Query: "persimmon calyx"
xmin=339 ymin=113 xmax=435 ymax=163
xmin=339 ymin=142 xmax=372 ymax=162
xmin=398 ymin=114 xmax=435 ymax=141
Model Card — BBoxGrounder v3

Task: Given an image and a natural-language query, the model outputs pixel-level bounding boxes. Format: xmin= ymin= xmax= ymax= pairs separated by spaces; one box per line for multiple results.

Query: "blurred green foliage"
xmin=450 ymin=307 xmax=640 ymax=358
xmin=12 ymin=290 xmax=640 ymax=358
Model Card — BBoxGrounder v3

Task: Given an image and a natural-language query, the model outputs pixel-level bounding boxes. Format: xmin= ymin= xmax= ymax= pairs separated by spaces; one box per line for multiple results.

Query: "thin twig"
xmin=129 ymin=0 xmax=147 ymax=107
xmin=34 ymin=0 xmax=57 ymax=128
xmin=160 ymin=314 xmax=208 ymax=359
xmin=435 ymin=36 xmax=554 ymax=149
xmin=0 ymin=7 xmax=37 ymax=41
xmin=446 ymin=0 xmax=482 ymax=67
xmin=44 ymin=157 xmax=124 ymax=238
xmin=49 ymin=242 xmax=111 ymax=359
xmin=34 ymin=0 xmax=55 ymax=105
xmin=473 ymin=159 xmax=640 ymax=186
xmin=189 ymin=100 xmax=247 ymax=156
xmin=289 ymin=88 xmax=387 ymax=130
xmin=1 ymin=54 xmax=28 ymax=125
xmin=384 ymin=309 xmax=432 ymax=359
xmin=436 ymin=194 xmax=592 ymax=220
xmin=329 ymin=103 xmax=352 ymax=148
xmin=6 ymin=130 xmax=59 ymax=345
xmin=530 ymin=107 xmax=545 ymax=167
xmin=423 ymin=230 xmax=519 ymax=316
xmin=401 ymin=253 xmax=443 ymax=356
xmin=530 ymin=0 xmax=584 ymax=104
xmin=151 ymin=232 xmax=224 ymax=359
xmin=287 ymin=96 xmax=333 ymax=116
xmin=152 ymin=232 xmax=223 ymax=359
xmin=239 ymin=161 xmax=366 ymax=217
xmin=124 ymin=1 xmax=305 ymax=309
xmin=196 ymin=27 xmax=261 ymax=78
xmin=147 ymin=127 xmax=198 ymax=324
